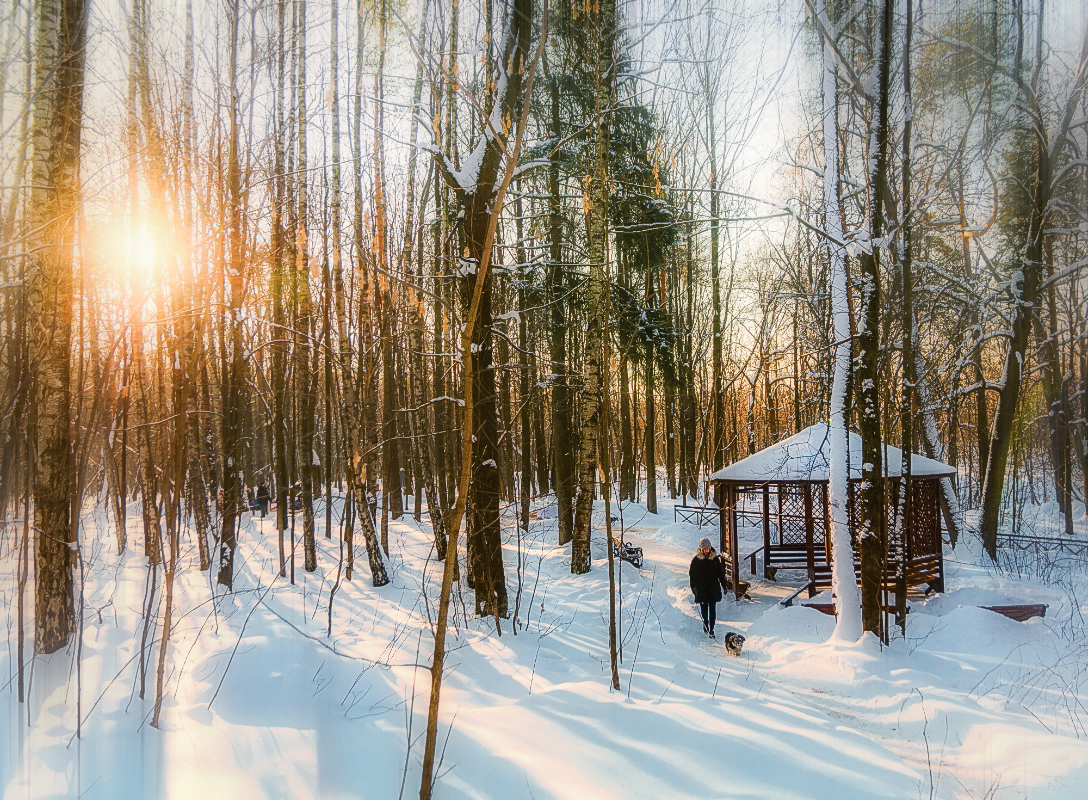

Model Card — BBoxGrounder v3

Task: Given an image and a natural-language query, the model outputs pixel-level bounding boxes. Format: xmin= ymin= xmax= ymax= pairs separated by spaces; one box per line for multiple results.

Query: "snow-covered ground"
xmin=1 ymin=491 xmax=1087 ymax=799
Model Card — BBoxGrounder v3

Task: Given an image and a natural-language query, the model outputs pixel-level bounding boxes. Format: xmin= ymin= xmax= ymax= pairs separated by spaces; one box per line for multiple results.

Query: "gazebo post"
xmin=822 ymin=482 xmax=832 ymax=557
xmin=729 ymin=485 xmax=743 ymax=597
xmin=715 ymin=483 xmax=725 ymax=554
xmin=932 ymin=479 xmax=946 ymax=592
xmin=804 ymin=483 xmax=816 ymax=598
xmin=762 ymin=485 xmax=771 ymax=580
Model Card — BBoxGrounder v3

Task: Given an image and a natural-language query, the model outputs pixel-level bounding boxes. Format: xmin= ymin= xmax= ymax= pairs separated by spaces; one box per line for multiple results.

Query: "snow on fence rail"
xmin=996 ymin=533 xmax=1088 ymax=559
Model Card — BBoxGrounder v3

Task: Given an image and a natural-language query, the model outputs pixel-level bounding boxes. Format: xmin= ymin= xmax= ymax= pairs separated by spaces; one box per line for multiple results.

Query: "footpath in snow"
xmin=1 ymin=493 xmax=1087 ymax=799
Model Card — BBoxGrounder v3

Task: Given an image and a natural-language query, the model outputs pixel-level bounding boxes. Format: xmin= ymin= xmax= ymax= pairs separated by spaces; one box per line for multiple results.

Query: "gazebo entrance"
xmin=708 ymin=424 xmax=955 ymax=600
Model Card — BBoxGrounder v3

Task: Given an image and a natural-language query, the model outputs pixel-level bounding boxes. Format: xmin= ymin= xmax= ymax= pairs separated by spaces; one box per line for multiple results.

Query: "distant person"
xmin=689 ymin=537 xmax=728 ymax=638
xmin=256 ymin=482 xmax=271 ymax=518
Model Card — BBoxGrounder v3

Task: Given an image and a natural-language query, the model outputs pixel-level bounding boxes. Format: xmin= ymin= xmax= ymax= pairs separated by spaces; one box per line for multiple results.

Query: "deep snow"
xmin=1 ymin=491 xmax=1087 ymax=799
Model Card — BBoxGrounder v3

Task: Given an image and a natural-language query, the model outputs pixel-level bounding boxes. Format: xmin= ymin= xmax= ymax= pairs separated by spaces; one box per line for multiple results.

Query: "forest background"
xmin=1 ymin=0 xmax=1088 ymax=793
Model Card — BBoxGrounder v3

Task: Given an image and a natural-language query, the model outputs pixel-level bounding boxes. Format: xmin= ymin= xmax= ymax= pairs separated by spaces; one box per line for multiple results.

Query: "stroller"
xmin=612 ymin=536 xmax=644 ymax=569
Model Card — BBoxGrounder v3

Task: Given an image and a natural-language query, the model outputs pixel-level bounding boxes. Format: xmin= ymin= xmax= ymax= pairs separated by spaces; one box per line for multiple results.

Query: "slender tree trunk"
xmin=572 ymin=0 xmax=616 ymax=574
xmin=707 ymin=13 xmax=724 ymax=473
xmin=333 ymin=0 xmax=388 ymax=585
xmin=421 ymin=2 xmax=540 ymax=791
xmin=443 ymin=0 xmax=535 ymax=614
xmin=1038 ymin=237 xmax=1073 ymax=534
xmin=532 ymin=354 xmax=548 ymax=496
xmin=856 ymin=0 xmax=893 ymax=639
xmin=517 ymin=189 xmax=532 ymax=533
xmin=897 ymin=0 xmax=915 ymax=632
xmin=619 ymin=352 xmax=634 ymax=500
xmin=216 ymin=0 xmax=247 ymax=590
xmin=271 ymin=0 xmax=290 ymax=578
xmin=293 ymin=0 xmax=318 ymax=570
xmin=644 ymin=336 xmax=657 ymax=514
xmin=375 ymin=0 xmax=403 ymax=527
xmin=28 ymin=0 xmax=86 ymax=655
xmin=549 ymin=76 xmax=575 ymax=544
xmin=680 ymin=209 xmax=698 ymax=499
xmin=957 ymin=168 xmax=990 ymax=486
xmin=979 ymin=9 xmax=1088 ymax=557
xmin=815 ymin=0 xmax=862 ymax=641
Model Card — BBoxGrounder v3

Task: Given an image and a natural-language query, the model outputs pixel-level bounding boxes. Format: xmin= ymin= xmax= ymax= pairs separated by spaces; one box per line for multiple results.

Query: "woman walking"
xmin=689 ymin=537 xmax=729 ymax=637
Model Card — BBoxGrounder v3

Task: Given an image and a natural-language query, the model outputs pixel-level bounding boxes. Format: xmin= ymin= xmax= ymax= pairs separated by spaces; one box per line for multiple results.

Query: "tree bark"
xmin=571 ymin=0 xmax=616 ymax=575
xmin=548 ymin=75 xmax=576 ymax=545
xmin=332 ymin=0 xmax=388 ymax=585
xmin=216 ymin=0 xmax=247 ymax=591
xmin=29 ymin=0 xmax=87 ymax=652
xmin=420 ymin=1 xmax=540 ymax=792
xmin=293 ymin=0 xmax=318 ymax=570
xmin=856 ymin=0 xmax=893 ymax=640
xmin=814 ymin=0 xmax=862 ymax=642
xmin=979 ymin=15 xmax=1088 ymax=558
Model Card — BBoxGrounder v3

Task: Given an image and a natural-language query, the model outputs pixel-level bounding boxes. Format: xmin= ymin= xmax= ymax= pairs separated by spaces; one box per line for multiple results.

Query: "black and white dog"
xmin=723 ymin=632 xmax=745 ymax=657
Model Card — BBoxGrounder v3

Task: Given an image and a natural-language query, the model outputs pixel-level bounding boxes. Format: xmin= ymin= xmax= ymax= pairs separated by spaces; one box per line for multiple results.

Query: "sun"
xmin=125 ymin=225 xmax=159 ymax=273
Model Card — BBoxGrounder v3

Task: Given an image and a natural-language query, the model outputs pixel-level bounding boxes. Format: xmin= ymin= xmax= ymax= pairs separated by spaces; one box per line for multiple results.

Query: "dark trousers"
xmin=699 ymin=602 xmax=716 ymax=633
xmin=258 ymin=499 xmax=269 ymax=518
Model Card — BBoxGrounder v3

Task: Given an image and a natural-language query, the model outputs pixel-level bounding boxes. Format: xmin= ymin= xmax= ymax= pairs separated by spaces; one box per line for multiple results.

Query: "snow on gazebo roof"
xmin=708 ymin=423 xmax=957 ymax=484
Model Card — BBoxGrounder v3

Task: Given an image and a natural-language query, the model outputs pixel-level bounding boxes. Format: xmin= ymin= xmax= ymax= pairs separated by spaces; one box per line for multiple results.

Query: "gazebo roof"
xmin=708 ymin=423 xmax=957 ymax=484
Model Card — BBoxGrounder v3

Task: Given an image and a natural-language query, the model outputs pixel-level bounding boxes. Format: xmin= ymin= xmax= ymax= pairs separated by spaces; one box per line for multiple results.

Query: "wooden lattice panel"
xmin=777 ymin=485 xmax=808 ymax=546
xmin=909 ymin=479 xmax=941 ymax=558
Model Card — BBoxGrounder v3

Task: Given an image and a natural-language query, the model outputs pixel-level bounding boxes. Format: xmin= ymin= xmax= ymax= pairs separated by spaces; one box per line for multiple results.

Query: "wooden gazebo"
xmin=708 ymin=423 xmax=956 ymax=599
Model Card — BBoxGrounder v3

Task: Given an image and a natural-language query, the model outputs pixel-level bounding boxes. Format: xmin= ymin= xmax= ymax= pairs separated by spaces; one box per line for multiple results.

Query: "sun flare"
xmin=124 ymin=226 xmax=159 ymax=272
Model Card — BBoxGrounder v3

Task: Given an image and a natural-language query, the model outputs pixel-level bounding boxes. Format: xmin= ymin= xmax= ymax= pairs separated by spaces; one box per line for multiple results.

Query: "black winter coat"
xmin=689 ymin=551 xmax=728 ymax=604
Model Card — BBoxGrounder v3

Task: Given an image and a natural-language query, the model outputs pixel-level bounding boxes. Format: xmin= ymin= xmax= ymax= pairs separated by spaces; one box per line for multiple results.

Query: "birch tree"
xmin=813 ymin=0 xmax=862 ymax=641
xmin=29 ymin=0 xmax=87 ymax=652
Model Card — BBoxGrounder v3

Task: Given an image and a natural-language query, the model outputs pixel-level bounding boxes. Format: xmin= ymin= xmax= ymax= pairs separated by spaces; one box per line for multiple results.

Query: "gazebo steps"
xmin=799 ymin=602 xmax=910 ymax=616
xmin=767 ymin=559 xmax=943 ymax=598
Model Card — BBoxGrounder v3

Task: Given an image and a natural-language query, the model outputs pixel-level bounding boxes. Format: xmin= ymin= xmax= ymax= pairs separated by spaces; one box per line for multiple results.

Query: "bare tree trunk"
xmin=289 ymin=0 xmax=317 ymax=570
xmin=856 ymin=0 xmax=893 ymax=640
xmin=217 ymin=0 xmax=247 ymax=590
xmin=619 ymin=319 xmax=635 ymax=500
xmin=706 ymin=11 xmax=724 ymax=473
xmin=438 ymin=0 xmax=536 ymax=615
xmin=644 ymin=325 xmax=657 ymax=514
xmin=814 ymin=0 xmax=862 ymax=641
xmin=28 ymin=0 xmax=86 ymax=655
xmin=421 ymin=6 xmax=541 ymax=792
xmin=980 ymin=14 xmax=1088 ymax=557
xmin=328 ymin=0 xmax=387 ymax=586
xmin=1038 ymin=238 xmax=1073 ymax=535
xmin=896 ymin=0 xmax=915 ymax=633
xmin=572 ymin=0 xmax=616 ymax=575
xmin=680 ymin=206 xmax=698 ymax=499
xmin=271 ymin=0 xmax=291 ymax=578
xmin=516 ymin=188 xmax=532 ymax=533
xmin=548 ymin=75 xmax=575 ymax=544
xmin=374 ymin=0 xmax=402 ymax=528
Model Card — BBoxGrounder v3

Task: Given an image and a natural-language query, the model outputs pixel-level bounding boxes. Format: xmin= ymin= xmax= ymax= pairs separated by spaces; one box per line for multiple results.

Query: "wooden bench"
xmin=763 ymin=545 xmax=827 ymax=582
xmin=981 ymin=604 xmax=1047 ymax=622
